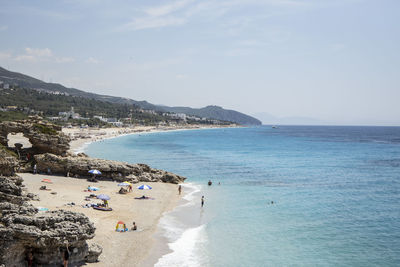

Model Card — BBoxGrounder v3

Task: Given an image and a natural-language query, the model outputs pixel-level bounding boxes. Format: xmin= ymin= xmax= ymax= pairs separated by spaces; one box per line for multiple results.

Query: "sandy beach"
xmin=10 ymin=125 xmax=199 ymax=266
xmin=62 ymin=124 xmax=228 ymax=154
xmin=19 ymin=173 xmax=181 ymax=266
xmin=9 ymin=124 xmax=228 ymax=266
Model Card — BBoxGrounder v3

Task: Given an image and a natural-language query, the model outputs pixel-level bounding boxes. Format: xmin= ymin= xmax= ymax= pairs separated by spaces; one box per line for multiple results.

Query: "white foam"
xmin=157 ymin=183 xmax=202 ymax=241
xmin=73 ymin=141 xmax=92 ymax=154
xmin=155 ymin=224 xmax=208 ymax=267
xmin=158 ymin=210 xmax=186 ymax=241
xmin=182 ymin=183 xmax=202 ymax=202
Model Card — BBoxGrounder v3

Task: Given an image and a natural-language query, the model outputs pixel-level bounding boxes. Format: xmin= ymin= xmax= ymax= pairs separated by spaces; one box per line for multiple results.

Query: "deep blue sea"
xmin=86 ymin=126 xmax=400 ymax=267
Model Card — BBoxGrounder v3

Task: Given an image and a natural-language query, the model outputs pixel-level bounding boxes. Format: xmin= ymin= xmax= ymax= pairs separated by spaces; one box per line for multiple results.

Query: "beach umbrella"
xmin=97 ymin=194 xmax=110 ymax=200
xmin=88 ymin=169 xmax=102 ymax=175
xmin=118 ymin=182 xmax=130 ymax=186
xmin=137 ymin=184 xmax=152 ymax=190
xmin=123 ymin=181 xmax=132 ymax=185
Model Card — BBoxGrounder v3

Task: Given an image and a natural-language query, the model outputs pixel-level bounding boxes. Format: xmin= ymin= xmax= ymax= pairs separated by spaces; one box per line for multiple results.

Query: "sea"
xmin=85 ymin=126 xmax=400 ymax=267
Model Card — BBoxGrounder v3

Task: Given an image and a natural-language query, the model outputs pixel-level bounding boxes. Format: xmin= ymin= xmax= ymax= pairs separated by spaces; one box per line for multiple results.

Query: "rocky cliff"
xmin=0 ymin=175 xmax=102 ymax=266
xmin=0 ymin=145 xmax=19 ymax=176
xmin=0 ymin=118 xmax=70 ymax=155
xmin=34 ymin=153 xmax=186 ymax=184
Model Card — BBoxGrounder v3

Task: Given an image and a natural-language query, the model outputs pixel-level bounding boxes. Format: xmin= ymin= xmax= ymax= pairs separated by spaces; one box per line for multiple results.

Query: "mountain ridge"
xmin=0 ymin=67 xmax=261 ymax=125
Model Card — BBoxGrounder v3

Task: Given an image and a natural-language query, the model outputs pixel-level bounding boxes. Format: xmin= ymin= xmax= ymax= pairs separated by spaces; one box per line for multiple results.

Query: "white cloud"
xmin=145 ymin=0 xmax=193 ymax=17
xmin=176 ymin=74 xmax=186 ymax=79
xmin=25 ymin=47 xmax=53 ymax=57
xmin=0 ymin=52 xmax=12 ymax=60
xmin=14 ymin=55 xmax=36 ymax=61
xmin=117 ymin=0 xmax=320 ymax=32
xmin=121 ymin=16 xmax=186 ymax=31
xmin=14 ymin=48 xmax=74 ymax=63
xmin=55 ymin=57 xmax=75 ymax=63
xmin=85 ymin=57 xmax=100 ymax=64
xmin=118 ymin=0 xmax=194 ymax=31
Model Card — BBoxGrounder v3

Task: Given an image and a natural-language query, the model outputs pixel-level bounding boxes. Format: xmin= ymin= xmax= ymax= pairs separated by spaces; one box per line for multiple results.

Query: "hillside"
xmin=0 ymin=67 xmax=261 ymax=125
xmin=0 ymin=87 xmax=167 ymax=125
xmin=163 ymin=105 xmax=261 ymax=126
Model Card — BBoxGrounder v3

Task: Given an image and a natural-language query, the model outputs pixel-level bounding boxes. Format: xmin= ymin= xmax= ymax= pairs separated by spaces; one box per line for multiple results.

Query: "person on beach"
xmin=132 ymin=222 xmax=137 ymax=231
xmin=33 ymin=164 xmax=37 ymax=174
xmin=201 ymin=196 xmax=205 ymax=207
xmin=178 ymin=185 xmax=182 ymax=195
xmin=208 ymin=180 xmax=212 ymax=186
xmin=26 ymin=249 xmax=33 ymax=267
xmin=63 ymin=242 xmax=70 ymax=267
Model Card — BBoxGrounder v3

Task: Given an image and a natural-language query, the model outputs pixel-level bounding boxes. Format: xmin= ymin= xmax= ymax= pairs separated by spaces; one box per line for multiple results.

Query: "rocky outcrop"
xmin=0 ymin=146 xmax=19 ymax=176
xmin=0 ymin=117 xmax=70 ymax=155
xmin=34 ymin=153 xmax=186 ymax=184
xmin=0 ymin=175 xmax=101 ymax=266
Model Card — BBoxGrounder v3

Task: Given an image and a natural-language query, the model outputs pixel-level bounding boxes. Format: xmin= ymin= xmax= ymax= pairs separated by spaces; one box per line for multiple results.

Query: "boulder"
xmin=0 ymin=146 xmax=19 ymax=176
xmin=85 ymin=243 xmax=103 ymax=263
xmin=0 ymin=175 xmax=101 ymax=266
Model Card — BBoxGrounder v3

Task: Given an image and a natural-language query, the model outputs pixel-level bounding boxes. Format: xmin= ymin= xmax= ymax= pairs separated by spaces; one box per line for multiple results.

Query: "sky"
xmin=0 ymin=0 xmax=399 ymax=125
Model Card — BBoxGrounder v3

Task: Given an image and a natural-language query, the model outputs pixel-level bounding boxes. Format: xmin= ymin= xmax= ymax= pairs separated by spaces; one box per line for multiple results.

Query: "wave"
xmin=154 ymin=182 xmax=208 ymax=266
xmin=155 ymin=224 xmax=208 ymax=267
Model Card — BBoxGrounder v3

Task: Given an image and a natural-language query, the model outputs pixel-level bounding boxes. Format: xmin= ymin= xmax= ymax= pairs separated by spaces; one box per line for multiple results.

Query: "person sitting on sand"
xmin=119 ymin=187 xmax=128 ymax=194
xmin=131 ymin=222 xmax=137 ymax=231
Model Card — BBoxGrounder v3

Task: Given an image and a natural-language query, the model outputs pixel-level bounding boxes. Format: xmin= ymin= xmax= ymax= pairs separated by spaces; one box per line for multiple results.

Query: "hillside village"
xmin=0 ymin=82 xmax=230 ymax=127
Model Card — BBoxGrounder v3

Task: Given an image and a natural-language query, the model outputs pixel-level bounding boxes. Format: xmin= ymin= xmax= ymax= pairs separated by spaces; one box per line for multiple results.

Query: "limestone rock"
xmin=0 ymin=118 xmax=70 ymax=156
xmin=0 ymin=146 xmax=19 ymax=176
xmin=0 ymin=175 xmax=102 ymax=266
xmin=34 ymin=153 xmax=186 ymax=184
xmin=85 ymin=243 xmax=103 ymax=263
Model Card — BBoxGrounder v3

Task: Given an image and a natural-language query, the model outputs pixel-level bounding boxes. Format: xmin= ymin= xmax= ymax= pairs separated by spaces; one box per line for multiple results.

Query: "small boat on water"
xmin=272 ymin=125 xmax=278 ymax=129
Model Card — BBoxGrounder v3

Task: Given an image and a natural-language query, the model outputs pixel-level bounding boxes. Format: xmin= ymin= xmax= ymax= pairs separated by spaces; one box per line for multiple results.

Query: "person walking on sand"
xmin=63 ymin=242 xmax=70 ymax=267
xmin=201 ymin=196 xmax=205 ymax=207
xmin=178 ymin=185 xmax=182 ymax=195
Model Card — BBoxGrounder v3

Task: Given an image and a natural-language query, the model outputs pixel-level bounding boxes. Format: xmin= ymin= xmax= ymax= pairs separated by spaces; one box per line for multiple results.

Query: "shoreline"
xmin=50 ymin=124 xmax=224 ymax=265
xmin=64 ymin=124 xmax=236 ymax=154
xmin=140 ymin=182 xmax=206 ymax=267
xmin=13 ymin=124 xmax=225 ymax=266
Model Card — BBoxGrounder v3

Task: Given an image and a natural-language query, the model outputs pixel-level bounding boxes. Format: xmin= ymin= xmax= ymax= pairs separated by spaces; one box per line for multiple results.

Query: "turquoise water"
xmin=86 ymin=126 xmax=400 ymax=266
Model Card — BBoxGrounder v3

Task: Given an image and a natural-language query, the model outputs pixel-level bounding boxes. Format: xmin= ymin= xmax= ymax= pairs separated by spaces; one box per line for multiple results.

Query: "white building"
xmin=59 ymin=106 xmax=81 ymax=119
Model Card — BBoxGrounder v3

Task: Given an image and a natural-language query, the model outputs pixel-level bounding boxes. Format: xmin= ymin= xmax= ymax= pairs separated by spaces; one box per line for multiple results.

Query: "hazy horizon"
xmin=1 ymin=0 xmax=399 ymax=126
